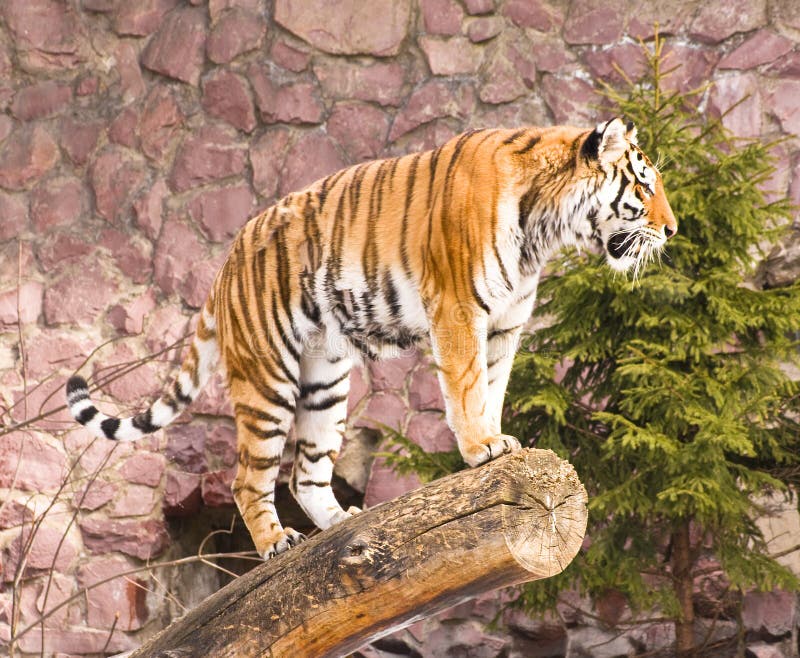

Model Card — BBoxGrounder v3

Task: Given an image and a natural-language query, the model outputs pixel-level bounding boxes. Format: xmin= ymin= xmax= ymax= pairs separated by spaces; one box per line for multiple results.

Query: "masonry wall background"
xmin=1 ymin=0 xmax=799 ymax=655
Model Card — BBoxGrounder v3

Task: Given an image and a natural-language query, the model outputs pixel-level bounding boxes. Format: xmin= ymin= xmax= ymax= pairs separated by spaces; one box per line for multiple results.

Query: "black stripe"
xmin=400 ymin=153 xmax=421 ymax=281
xmin=234 ymin=403 xmax=283 ymax=425
xmin=244 ymin=455 xmax=281 ymax=470
xmin=76 ymin=406 xmax=98 ymax=425
xmin=296 ymin=480 xmax=332 ymax=488
xmin=502 ymin=129 xmax=526 ymax=145
xmin=488 ymin=324 xmax=522 ymax=340
xmin=610 ymin=172 xmax=629 ymax=217
xmin=469 ymin=278 xmax=491 ymax=314
xmin=383 ymin=269 xmax=402 ymax=320
xmin=101 ymin=417 xmax=120 ymax=439
xmin=514 ymin=134 xmax=541 ymax=156
xmin=244 ymin=422 xmax=287 ymax=440
xmin=66 ymin=375 xmax=89 ymax=396
xmin=300 ymin=371 xmax=350 ymax=398
xmin=303 ymin=393 xmax=348 ymax=412
xmin=132 ymin=409 xmax=160 ymax=434
xmin=173 ymin=381 xmax=192 ymax=405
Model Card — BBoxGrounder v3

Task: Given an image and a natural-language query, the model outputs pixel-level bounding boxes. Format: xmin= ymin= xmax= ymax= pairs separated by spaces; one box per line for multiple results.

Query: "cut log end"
xmin=502 ymin=450 xmax=588 ymax=579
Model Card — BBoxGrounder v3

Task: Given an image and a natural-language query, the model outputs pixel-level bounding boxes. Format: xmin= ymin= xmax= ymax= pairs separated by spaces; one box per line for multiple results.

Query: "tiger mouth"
xmin=607 ymin=231 xmax=634 ymax=260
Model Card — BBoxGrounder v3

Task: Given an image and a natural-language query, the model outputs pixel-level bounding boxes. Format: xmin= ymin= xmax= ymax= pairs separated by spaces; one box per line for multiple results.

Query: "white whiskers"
xmin=609 ymin=226 xmax=665 ymax=282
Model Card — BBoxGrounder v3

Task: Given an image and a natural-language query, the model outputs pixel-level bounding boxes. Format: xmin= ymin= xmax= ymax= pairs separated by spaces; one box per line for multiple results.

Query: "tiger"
xmin=66 ymin=118 xmax=677 ymax=559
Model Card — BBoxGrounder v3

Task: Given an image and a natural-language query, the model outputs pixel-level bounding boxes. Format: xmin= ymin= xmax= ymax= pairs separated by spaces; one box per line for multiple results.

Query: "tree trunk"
xmin=672 ymin=521 xmax=696 ymax=657
xmin=129 ymin=448 xmax=587 ymax=658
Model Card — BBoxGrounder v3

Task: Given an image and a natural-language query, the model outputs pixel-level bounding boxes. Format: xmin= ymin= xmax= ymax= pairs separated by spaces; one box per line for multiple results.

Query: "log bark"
xmin=130 ymin=448 xmax=588 ymax=658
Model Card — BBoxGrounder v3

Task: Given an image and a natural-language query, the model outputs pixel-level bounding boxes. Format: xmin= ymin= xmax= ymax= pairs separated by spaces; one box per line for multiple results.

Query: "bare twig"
xmin=12 ymin=551 xmax=260 ymax=642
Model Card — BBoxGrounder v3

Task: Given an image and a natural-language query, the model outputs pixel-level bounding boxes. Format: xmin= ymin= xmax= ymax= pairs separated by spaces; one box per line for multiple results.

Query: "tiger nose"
xmin=664 ymin=225 xmax=676 ymax=239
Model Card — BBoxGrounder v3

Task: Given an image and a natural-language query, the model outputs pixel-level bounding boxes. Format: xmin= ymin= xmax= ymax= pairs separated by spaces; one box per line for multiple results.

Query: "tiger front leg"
xmin=429 ymin=300 xmax=522 ymax=468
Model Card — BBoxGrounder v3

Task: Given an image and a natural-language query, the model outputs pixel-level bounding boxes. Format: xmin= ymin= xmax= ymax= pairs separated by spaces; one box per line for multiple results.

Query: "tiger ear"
xmin=582 ymin=118 xmax=629 ymax=164
xmin=625 ymin=120 xmax=638 ymax=145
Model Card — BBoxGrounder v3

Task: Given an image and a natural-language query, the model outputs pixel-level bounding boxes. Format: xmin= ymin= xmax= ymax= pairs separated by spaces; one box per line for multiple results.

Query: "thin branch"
xmin=12 ymin=551 xmax=261 ymax=642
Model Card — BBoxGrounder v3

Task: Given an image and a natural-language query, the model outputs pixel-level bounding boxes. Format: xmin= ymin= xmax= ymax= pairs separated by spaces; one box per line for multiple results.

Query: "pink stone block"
xmin=76 ymin=479 xmax=118 ymax=511
xmin=10 ymin=81 xmax=72 ymax=121
xmin=502 ymin=0 xmax=563 ymax=31
xmin=201 ymin=69 xmax=257 ymax=133
xmin=120 ymin=451 xmax=166 ymax=487
xmin=139 ymin=86 xmax=184 ymax=162
xmin=271 ymin=41 xmax=311 ymax=72
xmin=0 ymin=281 xmax=42 ymax=328
xmin=419 ymin=36 xmax=482 ymax=76
xmin=0 ymin=432 xmax=67 ymax=491
xmin=141 ymin=6 xmax=207 ymax=85
xmin=279 ymin=132 xmax=346 ymax=197
xmin=327 ymin=102 xmax=390 ymax=162
xmin=108 ymin=290 xmax=158 ymax=336
xmin=765 ymin=79 xmax=800 ymax=136
xmin=406 ymin=411 xmax=456 ymax=452
xmin=89 ymin=147 xmax=148 ymax=224
xmin=43 ymin=261 xmax=119 ymax=327
xmin=30 ymin=177 xmax=85 ymax=232
xmin=390 ymin=80 xmax=475 ymax=141
xmin=539 ymin=75 xmax=596 ymax=126
xmin=314 ymin=60 xmax=406 ymax=107
xmin=188 ymin=184 xmax=256 ymax=243
xmin=274 ymin=0 xmax=411 ymax=57
xmin=563 ymin=0 xmax=623 ymax=44
xmin=114 ymin=0 xmax=180 ymax=36
xmin=164 ymin=468 xmax=202 ymax=517
xmin=250 ymin=129 xmax=291 ymax=200
xmin=420 ymin=0 xmax=464 ymax=36
xmin=467 ymin=16 xmax=504 ymax=43
xmin=354 ymin=391 xmax=407 ymax=432
xmin=0 ymin=191 xmax=28 ymax=240
xmin=79 ymin=517 xmax=169 ymax=560
xmin=202 ymin=467 xmax=236 ymax=506
xmin=100 ymin=227 xmax=153 ymax=284
xmin=3 ymin=517 xmax=80 ymax=578
xmin=165 ymin=422 xmax=208 ymax=474
xmin=169 ymin=125 xmax=247 ymax=193
xmin=689 ymin=0 xmax=767 ymax=44
xmin=363 ymin=456 xmax=421 ymax=507
xmin=153 ymin=216 xmax=208 ymax=298
xmin=408 ymin=364 xmax=445 ymax=411
xmin=206 ymin=8 xmax=265 ymax=64
xmin=77 ymin=554 xmax=149 ymax=631
xmin=708 ymin=73 xmax=762 ymax=138
xmin=0 ymin=125 xmax=58 ymax=191
xmin=368 ymin=352 xmax=418 ymax=391
xmin=249 ymin=66 xmax=325 ymax=125
xmin=348 ymin=366 xmax=369 ymax=415
xmin=718 ymin=30 xmax=793 ymax=70
xmin=108 ymin=483 xmax=160 ymax=517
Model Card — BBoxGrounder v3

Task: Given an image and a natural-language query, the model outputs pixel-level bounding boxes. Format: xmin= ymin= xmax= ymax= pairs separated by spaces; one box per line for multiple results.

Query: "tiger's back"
xmin=67 ymin=120 xmax=677 ymax=558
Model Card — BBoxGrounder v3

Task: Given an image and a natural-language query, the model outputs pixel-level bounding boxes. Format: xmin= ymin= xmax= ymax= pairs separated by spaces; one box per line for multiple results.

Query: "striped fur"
xmin=66 ymin=119 xmax=677 ymax=558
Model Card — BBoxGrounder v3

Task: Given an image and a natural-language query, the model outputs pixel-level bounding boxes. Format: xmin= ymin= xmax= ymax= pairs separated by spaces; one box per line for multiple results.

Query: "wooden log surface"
xmin=130 ymin=448 xmax=588 ymax=658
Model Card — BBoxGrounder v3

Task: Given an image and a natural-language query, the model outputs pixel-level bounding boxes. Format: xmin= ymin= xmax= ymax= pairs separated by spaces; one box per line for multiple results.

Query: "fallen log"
xmin=130 ymin=448 xmax=588 ymax=658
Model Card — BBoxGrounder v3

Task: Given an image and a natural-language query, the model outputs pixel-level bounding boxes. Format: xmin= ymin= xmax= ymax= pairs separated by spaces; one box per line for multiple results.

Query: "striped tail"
xmin=66 ymin=304 xmax=220 ymax=442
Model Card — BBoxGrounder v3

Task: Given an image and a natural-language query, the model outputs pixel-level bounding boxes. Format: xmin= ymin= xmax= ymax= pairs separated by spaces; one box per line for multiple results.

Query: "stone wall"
xmin=1 ymin=0 xmax=799 ymax=655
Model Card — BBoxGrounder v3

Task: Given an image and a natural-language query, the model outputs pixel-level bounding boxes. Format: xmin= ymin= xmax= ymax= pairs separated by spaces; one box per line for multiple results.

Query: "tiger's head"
xmin=580 ymin=118 xmax=677 ymax=276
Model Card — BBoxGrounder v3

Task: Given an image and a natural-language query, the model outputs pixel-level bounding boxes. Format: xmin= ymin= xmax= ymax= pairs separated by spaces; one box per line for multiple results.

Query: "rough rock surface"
xmin=2 ymin=1 xmax=800 ymax=655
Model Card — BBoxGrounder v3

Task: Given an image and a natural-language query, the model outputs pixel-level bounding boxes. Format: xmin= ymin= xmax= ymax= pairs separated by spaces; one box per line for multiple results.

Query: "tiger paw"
xmin=327 ymin=505 xmax=362 ymax=527
xmin=462 ymin=434 xmax=522 ymax=467
xmin=261 ymin=527 xmax=306 ymax=560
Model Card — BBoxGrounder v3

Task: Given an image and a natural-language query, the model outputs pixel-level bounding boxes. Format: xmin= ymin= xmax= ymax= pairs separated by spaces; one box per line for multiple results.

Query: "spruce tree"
xmin=384 ymin=34 xmax=800 ymax=655
xmin=505 ymin=35 xmax=800 ymax=655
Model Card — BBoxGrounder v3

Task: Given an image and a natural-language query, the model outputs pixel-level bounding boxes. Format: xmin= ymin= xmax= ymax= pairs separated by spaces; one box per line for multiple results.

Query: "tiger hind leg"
xmin=291 ymin=349 xmax=358 ymax=530
xmin=231 ymin=379 xmax=303 ymax=559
